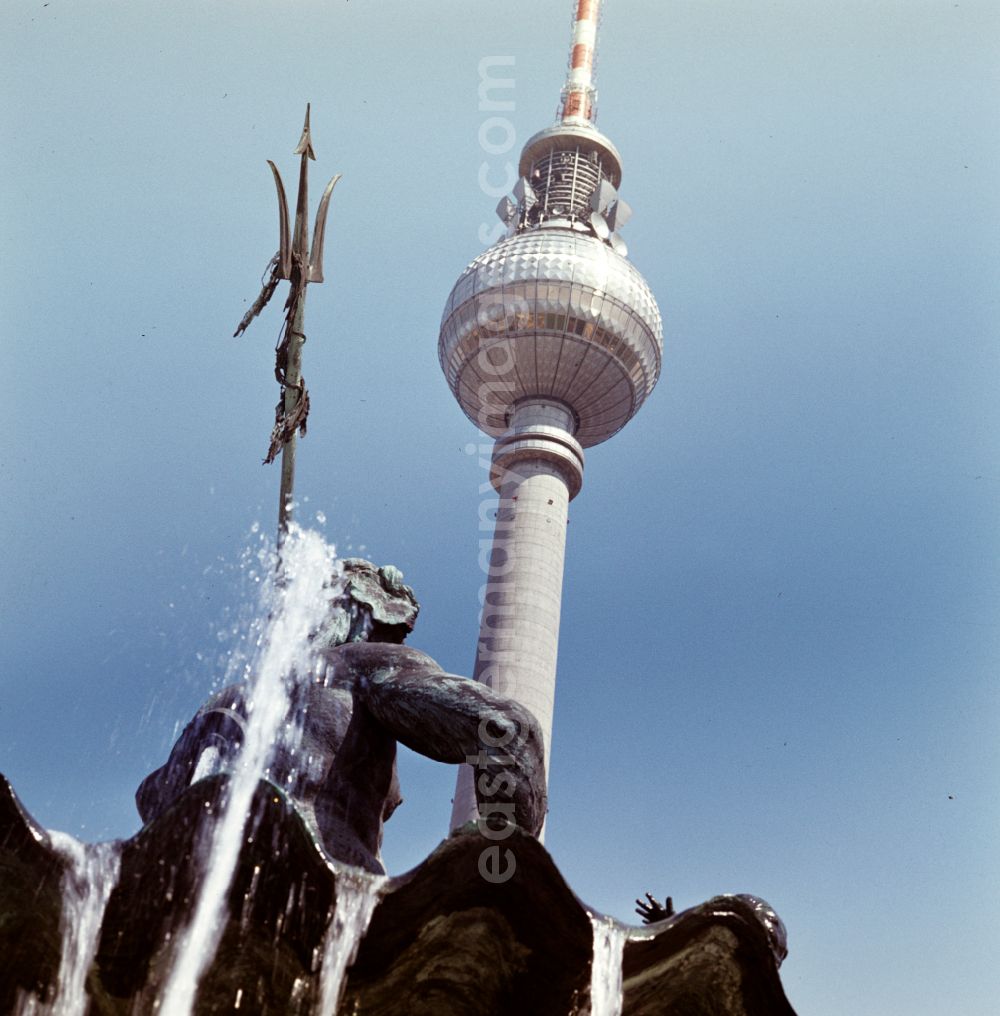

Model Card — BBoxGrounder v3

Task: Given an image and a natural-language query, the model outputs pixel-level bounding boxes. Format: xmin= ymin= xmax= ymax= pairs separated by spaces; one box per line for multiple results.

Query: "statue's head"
xmin=312 ymin=558 xmax=419 ymax=649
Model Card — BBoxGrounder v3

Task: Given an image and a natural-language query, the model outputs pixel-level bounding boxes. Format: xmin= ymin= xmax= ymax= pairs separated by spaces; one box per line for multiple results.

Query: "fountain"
xmin=0 ymin=519 xmax=794 ymax=1012
xmin=13 ymin=834 xmax=121 ymax=1016
xmin=588 ymin=915 xmax=626 ymax=1016
xmin=0 ymin=7 xmax=799 ymax=1014
xmin=316 ymin=870 xmax=386 ymax=1016
xmin=1 ymin=720 xmax=795 ymax=1015
xmin=157 ymin=526 xmax=339 ymax=1014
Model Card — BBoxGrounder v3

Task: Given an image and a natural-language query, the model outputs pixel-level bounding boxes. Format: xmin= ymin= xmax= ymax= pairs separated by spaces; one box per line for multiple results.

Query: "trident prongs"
xmin=234 ymin=104 xmax=342 ymax=545
xmin=308 ymin=172 xmax=342 ymax=283
xmin=267 ymin=160 xmax=292 ymax=279
xmin=267 ymin=104 xmax=342 ymax=283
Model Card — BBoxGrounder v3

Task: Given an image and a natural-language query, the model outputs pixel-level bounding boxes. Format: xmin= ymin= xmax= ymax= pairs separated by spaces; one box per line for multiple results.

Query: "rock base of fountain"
xmin=0 ymin=773 xmax=796 ymax=1014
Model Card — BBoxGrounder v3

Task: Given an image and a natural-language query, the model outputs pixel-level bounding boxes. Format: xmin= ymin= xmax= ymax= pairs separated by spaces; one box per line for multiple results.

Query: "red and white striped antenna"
xmin=560 ymin=0 xmax=602 ymax=123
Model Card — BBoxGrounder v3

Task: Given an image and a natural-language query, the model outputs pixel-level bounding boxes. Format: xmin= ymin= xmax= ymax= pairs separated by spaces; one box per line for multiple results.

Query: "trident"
xmin=234 ymin=104 xmax=341 ymax=543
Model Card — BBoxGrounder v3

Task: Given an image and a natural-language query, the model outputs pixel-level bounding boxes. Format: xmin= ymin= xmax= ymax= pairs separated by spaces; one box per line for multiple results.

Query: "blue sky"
xmin=2 ymin=2 xmax=998 ymax=1013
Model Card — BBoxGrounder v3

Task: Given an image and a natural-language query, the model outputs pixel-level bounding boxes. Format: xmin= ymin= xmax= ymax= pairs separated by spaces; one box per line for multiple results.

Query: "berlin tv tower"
xmin=441 ymin=0 xmax=663 ymax=831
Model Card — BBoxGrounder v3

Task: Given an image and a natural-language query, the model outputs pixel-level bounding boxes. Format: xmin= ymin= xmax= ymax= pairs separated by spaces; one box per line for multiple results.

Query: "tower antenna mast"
xmin=234 ymin=104 xmax=341 ymax=545
xmin=560 ymin=0 xmax=600 ymax=123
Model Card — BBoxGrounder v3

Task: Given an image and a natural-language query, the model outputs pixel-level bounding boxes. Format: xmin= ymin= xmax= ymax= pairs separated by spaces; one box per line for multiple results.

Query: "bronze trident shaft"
xmin=234 ymin=104 xmax=341 ymax=543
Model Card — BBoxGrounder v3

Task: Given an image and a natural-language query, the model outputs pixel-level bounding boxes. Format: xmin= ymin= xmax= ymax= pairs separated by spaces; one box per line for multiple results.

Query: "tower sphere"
xmin=439 ymin=229 xmax=661 ymax=448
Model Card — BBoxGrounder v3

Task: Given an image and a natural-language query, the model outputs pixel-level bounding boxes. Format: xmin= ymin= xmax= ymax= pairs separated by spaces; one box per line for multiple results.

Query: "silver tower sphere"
xmin=443 ymin=0 xmax=663 ymax=835
xmin=438 ymin=125 xmax=663 ymax=449
xmin=441 ymin=0 xmax=664 ymax=443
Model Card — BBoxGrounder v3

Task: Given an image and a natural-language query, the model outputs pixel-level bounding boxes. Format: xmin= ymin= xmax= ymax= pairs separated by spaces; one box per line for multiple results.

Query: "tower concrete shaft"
xmin=449 ymin=401 xmax=583 ymax=831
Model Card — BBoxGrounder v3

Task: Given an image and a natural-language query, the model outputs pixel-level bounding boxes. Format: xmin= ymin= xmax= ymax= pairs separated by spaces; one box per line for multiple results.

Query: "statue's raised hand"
xmin=635 ymin=892 xmax=674 ymax=924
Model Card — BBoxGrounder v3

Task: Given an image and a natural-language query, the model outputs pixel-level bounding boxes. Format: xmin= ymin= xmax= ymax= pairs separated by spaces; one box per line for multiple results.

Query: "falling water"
xmin=158 ymin=525 xmax=340 ymax=1015
xmin=28 ymin=833 xmax=122 ymax=1016
xmin=316 ymin=870 xmax=387 ymax=1016
xmin=589 ymin=915 xmax=626 ymax=1016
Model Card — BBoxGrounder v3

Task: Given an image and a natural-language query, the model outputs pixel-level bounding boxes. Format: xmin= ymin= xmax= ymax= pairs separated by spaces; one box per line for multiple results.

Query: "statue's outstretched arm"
xmin=325 ymin=643 xmax=547 ymax=837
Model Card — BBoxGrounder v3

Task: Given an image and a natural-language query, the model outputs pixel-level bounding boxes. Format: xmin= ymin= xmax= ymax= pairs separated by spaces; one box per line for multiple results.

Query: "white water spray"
xmin=589 ymin=915 xmax=626 ymax=1016
xmin=37 ymin=833 xmax=121 ymax=1016
xmin=316 ymin=870 xmax=387 ymax=1016
xmin=159 ymin=526 xmax=340 ymax=1015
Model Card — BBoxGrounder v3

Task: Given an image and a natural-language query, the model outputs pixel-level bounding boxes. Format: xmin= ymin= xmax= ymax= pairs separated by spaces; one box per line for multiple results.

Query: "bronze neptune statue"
xmin=136 ymin=559 xmax=547 ymax=872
